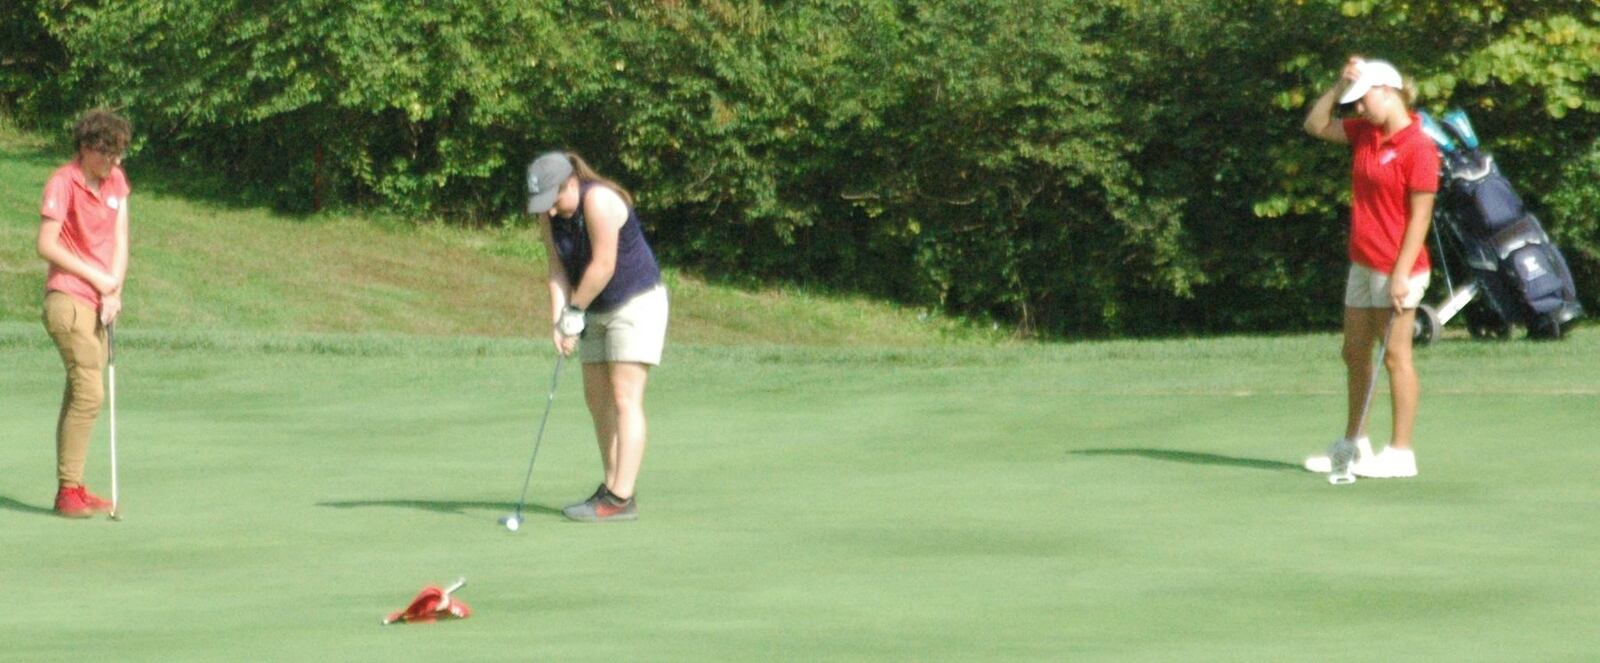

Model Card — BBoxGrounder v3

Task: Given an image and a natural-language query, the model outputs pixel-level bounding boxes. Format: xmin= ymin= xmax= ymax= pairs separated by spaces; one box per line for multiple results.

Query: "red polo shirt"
xmin=1343 ymin=114 xmax=1439 ymax=275
xmin=40 ymin=160 xmax=129 ymax=309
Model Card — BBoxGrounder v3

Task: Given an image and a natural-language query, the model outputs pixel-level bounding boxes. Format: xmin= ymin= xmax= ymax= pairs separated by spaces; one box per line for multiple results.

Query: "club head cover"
xmin=1416 ymin=110 xmax=1457 ymax=153
xmin=1440 ymin=109 xmax=1480 ymax=150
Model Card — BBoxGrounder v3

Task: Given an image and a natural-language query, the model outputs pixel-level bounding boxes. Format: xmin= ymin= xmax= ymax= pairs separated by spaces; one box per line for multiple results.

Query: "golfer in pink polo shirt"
xmin=1302 ymin=57 xmax=1441 ymax=483
xmin=36 ymin=108 xmax=132 ymax=518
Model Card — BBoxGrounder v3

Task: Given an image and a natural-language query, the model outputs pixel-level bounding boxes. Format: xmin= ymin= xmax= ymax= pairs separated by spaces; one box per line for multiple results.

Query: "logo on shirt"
xmin=1378 ymin=149 xmax=1398 ymax=166
xmin=107 ymin=196 xmax=121 ymax=210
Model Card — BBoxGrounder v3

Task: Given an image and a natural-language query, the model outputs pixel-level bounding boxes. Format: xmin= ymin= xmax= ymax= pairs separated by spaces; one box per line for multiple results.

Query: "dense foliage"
xmin=6 ymin=0 xmax=1597 ymax=336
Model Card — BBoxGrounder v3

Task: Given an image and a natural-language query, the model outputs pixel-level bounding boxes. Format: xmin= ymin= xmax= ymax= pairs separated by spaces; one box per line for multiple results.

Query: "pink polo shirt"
xmin=40 ymin=160 xmax=129 ymax=309
xmin=1343 ymin=114 xmax=1439 ymax=275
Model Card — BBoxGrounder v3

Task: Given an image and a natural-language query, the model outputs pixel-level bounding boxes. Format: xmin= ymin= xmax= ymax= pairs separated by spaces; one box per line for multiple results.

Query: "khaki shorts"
xmin=580 ymin=285 xmax=668 ymax=365
xmin=1344 ymin=263 xmax=1430 ymax=309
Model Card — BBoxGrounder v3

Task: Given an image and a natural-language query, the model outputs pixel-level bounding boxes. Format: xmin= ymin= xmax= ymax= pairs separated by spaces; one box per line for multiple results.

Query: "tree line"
xmin=4 ymin=0 xmax=1596 ymax=336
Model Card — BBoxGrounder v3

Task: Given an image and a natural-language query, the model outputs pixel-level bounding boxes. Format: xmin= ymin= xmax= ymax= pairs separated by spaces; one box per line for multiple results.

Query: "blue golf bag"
xmin=1411 ymin=110 xmax=1582 ymax=343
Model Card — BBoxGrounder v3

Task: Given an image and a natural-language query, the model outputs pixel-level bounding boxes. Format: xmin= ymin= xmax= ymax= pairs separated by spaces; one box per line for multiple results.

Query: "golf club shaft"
xmin=1354 ymin=312 xmax=1395 ymax=439
xmin=513 ymin=352 xmax=566 ymax=518
xmin=1430 ymin=221 xmax=1455 ymax=294
xmin=108 ymin=324 xmax=119 ymax=516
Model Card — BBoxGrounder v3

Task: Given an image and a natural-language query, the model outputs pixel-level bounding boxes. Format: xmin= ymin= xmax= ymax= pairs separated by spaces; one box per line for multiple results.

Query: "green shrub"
xmin=23 ymin=0 xmax=1598 ymax=336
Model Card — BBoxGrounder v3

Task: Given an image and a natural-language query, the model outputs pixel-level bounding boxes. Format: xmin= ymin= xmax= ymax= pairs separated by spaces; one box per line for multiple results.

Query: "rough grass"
xmin=1 ymin=136 xmax=1002 ymax=347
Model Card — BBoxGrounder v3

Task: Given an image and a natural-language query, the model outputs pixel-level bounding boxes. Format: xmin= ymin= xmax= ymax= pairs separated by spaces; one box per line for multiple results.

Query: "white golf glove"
xmin=557 ymin=305 xmax=586 ymax=337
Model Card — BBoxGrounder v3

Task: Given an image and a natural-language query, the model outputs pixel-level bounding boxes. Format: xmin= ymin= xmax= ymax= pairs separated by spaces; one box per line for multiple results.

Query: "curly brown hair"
xmin=74 ymin=108 xmax=131 ymax=155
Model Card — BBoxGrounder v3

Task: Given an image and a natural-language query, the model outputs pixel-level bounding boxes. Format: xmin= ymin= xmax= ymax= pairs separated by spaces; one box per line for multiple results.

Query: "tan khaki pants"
xmin=42 ymin=291 xmax=106 ymax=488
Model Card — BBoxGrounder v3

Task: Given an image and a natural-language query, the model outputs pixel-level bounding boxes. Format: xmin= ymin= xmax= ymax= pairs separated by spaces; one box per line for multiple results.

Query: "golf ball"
xmin=503 ymin=516 xmax=520 ymax=532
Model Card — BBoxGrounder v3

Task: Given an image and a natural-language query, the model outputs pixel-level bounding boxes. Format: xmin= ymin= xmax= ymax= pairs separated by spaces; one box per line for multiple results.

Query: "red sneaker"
xmin=54 ymin=486 xmax=95 ymax=519
xmin=79 ymin=486 xmax=114 ymax=513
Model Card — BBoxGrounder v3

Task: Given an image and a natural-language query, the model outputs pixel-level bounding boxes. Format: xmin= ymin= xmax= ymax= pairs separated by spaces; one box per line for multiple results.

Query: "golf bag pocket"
xmin=1490 ymin=215 xmax=1544 ymax=257
xmin=1451 ymin=167 xmax=1524 ymax=237
xmin=1506 ymin=244 xmax=1565 ymax=315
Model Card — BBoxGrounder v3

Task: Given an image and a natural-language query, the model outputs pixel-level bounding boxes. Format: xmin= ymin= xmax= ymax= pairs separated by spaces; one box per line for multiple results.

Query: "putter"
xmin=107 ymin=324 xmax=122 ymax=521
xmin=500 ymin=352 xmax=566 ymax=531
xmin=1330 ymin=312 xmax=1395 ymax=485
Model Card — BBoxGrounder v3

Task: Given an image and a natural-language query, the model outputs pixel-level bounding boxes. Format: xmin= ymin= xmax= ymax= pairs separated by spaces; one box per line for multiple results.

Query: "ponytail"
xmin=565 ymin=153 xmax=635 ymax=208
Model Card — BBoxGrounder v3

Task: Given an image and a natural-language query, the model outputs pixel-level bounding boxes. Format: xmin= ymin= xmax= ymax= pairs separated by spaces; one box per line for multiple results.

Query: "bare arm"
xmin=537 ymin=213 xmax=573 ymax=322
xmin=1389 ymin=191 xmax=1436 ymax=310
xmin=566 ymin=186 xmax=627 ymax=311
xmin=1303 ymin=57 xmax=1363 ymax=144
xmin=111 ymin=200 xmax=129 ymax=290
xmin=99 ymin=200 xmax=131 ymax=323
xmin=537 ymin=213 xmax=581 ymax=354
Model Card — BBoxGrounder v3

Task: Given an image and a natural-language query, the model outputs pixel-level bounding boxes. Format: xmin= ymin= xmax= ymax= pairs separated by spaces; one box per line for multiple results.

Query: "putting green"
xmin=3 ymin=325 xmax=1597 ymax=660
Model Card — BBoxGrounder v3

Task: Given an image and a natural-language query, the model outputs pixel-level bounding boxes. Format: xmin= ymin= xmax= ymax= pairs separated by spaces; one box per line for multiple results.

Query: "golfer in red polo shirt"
xmin=1301 ymin=57 xmax=1441 ymax=483
xmin=36 ymin=109 xmax=132 ymax=517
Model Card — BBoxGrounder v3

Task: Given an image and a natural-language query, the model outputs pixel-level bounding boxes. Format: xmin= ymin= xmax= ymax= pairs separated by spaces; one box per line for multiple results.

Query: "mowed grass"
xmin=3 ymin=323 xmax=1598 ymax=661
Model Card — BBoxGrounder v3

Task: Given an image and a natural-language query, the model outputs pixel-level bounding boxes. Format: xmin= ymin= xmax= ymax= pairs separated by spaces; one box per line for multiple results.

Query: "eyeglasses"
xmin=92 ymin=147 xmax=126 ymax=161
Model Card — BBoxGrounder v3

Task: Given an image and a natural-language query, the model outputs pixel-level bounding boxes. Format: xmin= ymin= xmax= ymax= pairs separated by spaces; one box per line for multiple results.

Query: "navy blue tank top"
xmin=551 ymin=182 xmax=662 ymax=313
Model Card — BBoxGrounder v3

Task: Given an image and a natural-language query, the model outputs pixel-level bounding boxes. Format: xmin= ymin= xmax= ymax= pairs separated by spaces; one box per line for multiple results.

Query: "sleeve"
xmin=1341 ymin=118 xmax=1365 ymax=142
xmin=1404 ymin=141 xmax=1441 ymax=193
xmin=40 ymin=172 xmax=71 ymax=222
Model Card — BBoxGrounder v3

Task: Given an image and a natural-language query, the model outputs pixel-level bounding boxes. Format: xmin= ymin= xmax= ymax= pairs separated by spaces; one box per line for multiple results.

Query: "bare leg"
xmin=1341 ymin=307 xmax=1385 ymax=439
xmin=581 ymin=362 xmax=619 ymax=486
xmin=1385 ymin=308 xmax=1420 ymax=449
xmin=605 ymin=362 xmax=651 ymax=500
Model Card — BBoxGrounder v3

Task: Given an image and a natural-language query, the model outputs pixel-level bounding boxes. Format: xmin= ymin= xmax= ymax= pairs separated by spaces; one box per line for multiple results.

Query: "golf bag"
xmin=1413 ymin=109 xmax=1582 ymax=342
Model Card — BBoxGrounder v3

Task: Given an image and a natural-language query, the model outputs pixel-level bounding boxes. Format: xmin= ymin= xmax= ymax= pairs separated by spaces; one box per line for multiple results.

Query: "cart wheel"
xmin=1528 ymin=314 xmax=1565 ymax=340
xmin=1412 ymin=304 xmax=1442 ymax=346
xmin=1465 ymin=302 xmax=1510 ymax=341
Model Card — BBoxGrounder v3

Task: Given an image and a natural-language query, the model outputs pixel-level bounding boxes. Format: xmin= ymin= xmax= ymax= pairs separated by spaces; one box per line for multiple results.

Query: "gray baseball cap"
xmin=526 ymin=152 xmax=574 ymax=214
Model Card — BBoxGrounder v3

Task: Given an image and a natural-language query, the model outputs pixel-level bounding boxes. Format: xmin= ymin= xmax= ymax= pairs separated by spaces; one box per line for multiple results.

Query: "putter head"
xmin=1327 ymin=472 xmax=1356 ymax=486
xmin=108 ymin=511 xmax=122 ymax=521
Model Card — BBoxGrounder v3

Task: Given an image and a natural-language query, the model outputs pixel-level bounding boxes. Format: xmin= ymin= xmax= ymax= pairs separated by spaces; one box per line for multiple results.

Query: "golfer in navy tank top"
xmin=528 ymin=151 xmax=668 ymax=522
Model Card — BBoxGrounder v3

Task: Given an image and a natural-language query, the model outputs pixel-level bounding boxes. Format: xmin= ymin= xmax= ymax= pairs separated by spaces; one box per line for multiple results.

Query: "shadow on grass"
xmin=1070 ymin=448 xmax=1301 ymax=472
xmin=316 ymin=499 xmax=562 ymax=518
xmin=0 ymin=495 xmax=57 ymax=517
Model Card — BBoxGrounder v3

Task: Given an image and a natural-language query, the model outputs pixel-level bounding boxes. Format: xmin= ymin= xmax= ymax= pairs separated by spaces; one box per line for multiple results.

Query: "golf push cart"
xmin=1409 ymin=109 xmax=1583 ymax=346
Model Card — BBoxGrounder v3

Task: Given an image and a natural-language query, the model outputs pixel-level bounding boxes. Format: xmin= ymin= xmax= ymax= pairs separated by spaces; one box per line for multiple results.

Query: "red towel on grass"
xmin=383 ymin=583 xmax=471 ymax=625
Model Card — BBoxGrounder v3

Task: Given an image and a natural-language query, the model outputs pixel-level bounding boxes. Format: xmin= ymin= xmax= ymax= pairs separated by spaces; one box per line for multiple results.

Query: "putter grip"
xmin=107 ymin=325 xmax=115 ymax=364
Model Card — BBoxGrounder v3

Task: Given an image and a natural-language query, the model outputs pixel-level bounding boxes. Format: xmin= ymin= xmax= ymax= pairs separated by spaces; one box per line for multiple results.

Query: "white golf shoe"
xmin=1353 ymin=446 xmax=1418 ymax=478
xmin=1304 ymin=437 xmax=1372 ymax=473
